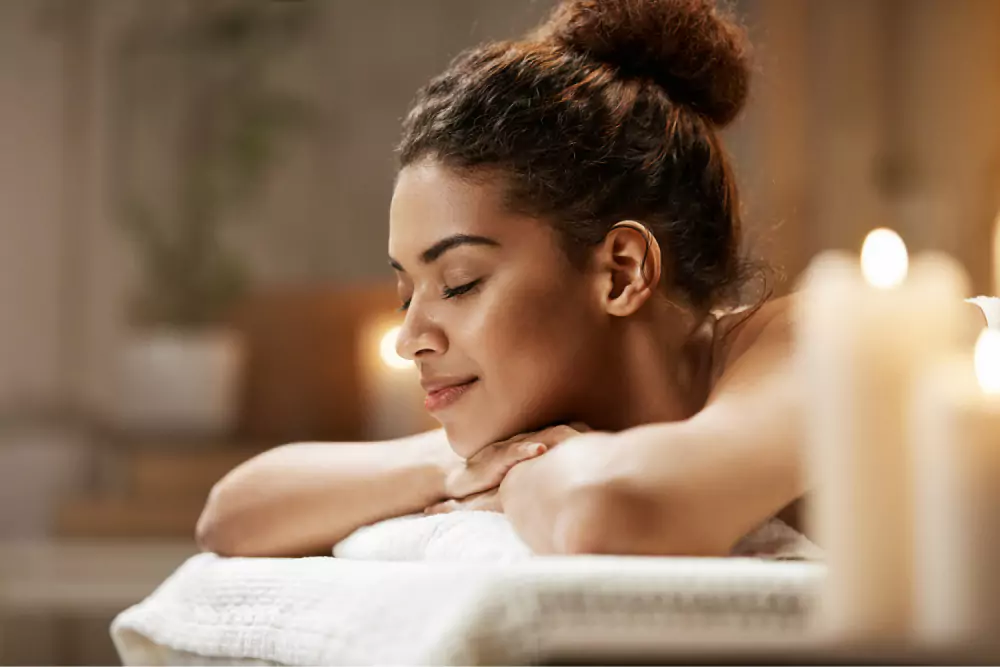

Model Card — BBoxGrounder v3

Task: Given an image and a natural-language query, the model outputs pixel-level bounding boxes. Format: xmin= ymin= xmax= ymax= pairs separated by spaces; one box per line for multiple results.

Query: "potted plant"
xmin=112 ymin=1 xmax=316 ymax=437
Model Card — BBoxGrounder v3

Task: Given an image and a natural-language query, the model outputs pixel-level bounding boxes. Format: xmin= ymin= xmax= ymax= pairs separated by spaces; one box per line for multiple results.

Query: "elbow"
xmin=195 ymin=484 xmax=233 ymax=555
xmin=552 ymin=481 xmax=731 ymax=557
xmin=195 ymin=446 xmax=289 ymax=557
xmin=195 ymin=462 xmax=331 ymax=559
xmin=196 ymin=480 xmax=252 ymax=557
xmin=195 ymin=511 xmax=220 ymax=554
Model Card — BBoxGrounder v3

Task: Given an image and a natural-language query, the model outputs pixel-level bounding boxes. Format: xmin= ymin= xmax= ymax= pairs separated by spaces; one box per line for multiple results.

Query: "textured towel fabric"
xmin=111 ymin=554 xmax=824 ymax=666
xmin=111 ymin=514 xmax=824 ymax=664
xmin=333 ymin=511 xmax=823 ymax=562
xmin=333 ymin=511 xmax=532 ymax=562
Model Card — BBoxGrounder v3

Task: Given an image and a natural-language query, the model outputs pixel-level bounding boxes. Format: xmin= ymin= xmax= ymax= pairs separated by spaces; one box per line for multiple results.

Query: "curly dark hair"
xmin=398 ymin=0 xmax=758 ymax=311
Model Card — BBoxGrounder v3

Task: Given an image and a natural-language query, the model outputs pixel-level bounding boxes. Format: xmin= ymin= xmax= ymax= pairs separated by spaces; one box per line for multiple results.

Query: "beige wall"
xmin=0 ymin=0 xmax=66 ymax=412
xmin=0 ymin=0 xmax=560 ymax=424
xmin=1 ymin=0 xmax=999 ymax=428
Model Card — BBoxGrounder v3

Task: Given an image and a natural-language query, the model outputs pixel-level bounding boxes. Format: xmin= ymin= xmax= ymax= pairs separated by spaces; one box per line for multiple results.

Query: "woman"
xmin=196 ymin=0 xmax=807 ymax=558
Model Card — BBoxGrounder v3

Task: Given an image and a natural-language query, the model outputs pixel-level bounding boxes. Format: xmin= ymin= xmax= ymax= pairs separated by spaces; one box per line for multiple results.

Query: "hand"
xmin=425 ymin=487 xmax=503 ymax=514
xmin=428 ymin=423 xmax=591 ymax=514
xmin=499 ymin=430 xmax=623 ymax=553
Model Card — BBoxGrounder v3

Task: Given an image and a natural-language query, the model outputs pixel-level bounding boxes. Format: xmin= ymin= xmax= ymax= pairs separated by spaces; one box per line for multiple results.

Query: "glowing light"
xmin=861 ymin=228 xmax=908 ymax=289
xmin=975 ymin=328 xmax=1000 ymax=395
xmin=379 ymin=326 xmax=412 ymax=370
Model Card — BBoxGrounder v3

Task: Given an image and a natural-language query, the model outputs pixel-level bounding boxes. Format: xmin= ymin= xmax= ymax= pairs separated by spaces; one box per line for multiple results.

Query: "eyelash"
xmin=398 ymin=279 xmax=482 ymax=312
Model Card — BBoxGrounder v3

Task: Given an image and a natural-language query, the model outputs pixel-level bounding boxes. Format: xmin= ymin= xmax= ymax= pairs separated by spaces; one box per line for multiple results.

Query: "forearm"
xmin=611 ymin=411 xmax=803 ymax=555
xmin=506 ymin=362 xmax=805 ymax=557
xmin=197 ymin=429 xmax=451 ymax=557
xmin=592 ymin=358 xmax=806 ymax=555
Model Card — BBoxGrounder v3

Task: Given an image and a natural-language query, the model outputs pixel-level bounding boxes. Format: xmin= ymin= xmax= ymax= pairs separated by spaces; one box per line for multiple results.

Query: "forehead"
xmin=389 ymin=162 xmax=551 ymax=262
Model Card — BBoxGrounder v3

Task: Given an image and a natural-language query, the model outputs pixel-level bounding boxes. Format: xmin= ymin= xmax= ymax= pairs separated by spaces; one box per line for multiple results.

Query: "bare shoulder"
xmin=732 ymin=295 xmax=793 ymax=348
xmin=710 ymin=296 xmax=795 ymax=399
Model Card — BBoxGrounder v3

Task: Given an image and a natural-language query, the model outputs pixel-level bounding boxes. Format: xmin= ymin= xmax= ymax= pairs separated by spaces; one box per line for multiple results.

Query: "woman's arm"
xmin=501 ymin=297 xmax=806 ymax=556
xmin=196 ymin=429 xmax=455 ymax=557
xmin=197 ymin=427 xmax=549 ymax=558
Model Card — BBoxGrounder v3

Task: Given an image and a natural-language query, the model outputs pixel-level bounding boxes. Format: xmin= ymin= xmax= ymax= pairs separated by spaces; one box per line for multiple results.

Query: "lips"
xmin=422 ymin=377 xmax=479 ymax=412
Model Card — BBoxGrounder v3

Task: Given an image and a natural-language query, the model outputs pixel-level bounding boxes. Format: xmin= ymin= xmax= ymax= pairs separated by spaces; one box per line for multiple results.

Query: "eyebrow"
xmin=388 ymin=234 xmax=501 ymax=272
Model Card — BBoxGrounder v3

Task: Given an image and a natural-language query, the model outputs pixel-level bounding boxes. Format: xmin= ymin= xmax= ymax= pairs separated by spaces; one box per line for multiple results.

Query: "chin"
xmin=441 ymin=422 xmax=499 ymax=458
xmin=440 ymin=411 xmax=523 ymax=458
xmin=443 ymin=411 xmax=566 ymax=459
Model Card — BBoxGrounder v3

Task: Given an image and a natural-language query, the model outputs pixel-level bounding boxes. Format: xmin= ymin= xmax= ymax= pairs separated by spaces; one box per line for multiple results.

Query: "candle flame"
xmin=860 ymin=228 xmax=908 ymax=289
xmin=975 ymin=328 xmax=1000 ymax=394
xmin=379 ymin=325 xmax=413 ymax=370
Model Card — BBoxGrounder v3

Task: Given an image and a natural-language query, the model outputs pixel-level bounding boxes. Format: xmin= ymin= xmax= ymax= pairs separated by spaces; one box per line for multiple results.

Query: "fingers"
xmin=425 ymin=499 xmax=458 ymax=515
xmin=447 ymin=440 xmax=545 ymax=500
xmin=488 ymin=422 xmax=588 ymax=450
xmin=511 ymin=440 xmax=547 ymax=464
xmin=450 ymin=423 xmax=587 ymax=499
xmin=487 ymin=440 xmax=545 ymax=487
xmin=527 ymin=423 xmax=586 ymax=447
xmin=425 ymin=489 xmax=502 ymax=514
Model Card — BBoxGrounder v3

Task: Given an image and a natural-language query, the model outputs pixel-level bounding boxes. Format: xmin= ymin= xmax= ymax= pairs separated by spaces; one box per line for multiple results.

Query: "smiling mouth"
xmin=423 ymin=378 xmax=479 ymax=412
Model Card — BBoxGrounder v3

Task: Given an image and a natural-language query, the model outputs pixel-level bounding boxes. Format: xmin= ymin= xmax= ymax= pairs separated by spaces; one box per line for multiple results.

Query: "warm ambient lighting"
xmin=379 ymin=325 xmax=413 ymax=370
xmin=861 ymin=228 xmax=909 ymax=289
xmin=993 ymin=208 xmax=999 ymax=298
xmin=975 ymin=328 xmax=1000 ymax=395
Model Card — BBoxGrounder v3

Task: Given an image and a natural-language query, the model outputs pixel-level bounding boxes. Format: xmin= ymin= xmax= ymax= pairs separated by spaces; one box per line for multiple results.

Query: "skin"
xmin=389 ymin=160 xmax=714 ymax=457
xmin=390 ymin=159 xmax=806 ymax=555
xmin=195 ymin=159 xmax=806 ymax=558
xmin=495 ymin=297 xmax=806 ymax=555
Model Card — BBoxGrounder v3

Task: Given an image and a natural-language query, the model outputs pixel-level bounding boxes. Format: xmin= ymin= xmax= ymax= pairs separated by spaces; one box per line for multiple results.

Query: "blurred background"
xmin=0 ymin=0 xmax=998 ymax=663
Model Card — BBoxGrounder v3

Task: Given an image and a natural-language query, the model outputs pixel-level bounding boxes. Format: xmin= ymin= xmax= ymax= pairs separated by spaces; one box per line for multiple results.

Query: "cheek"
xmin=471 ymin=279 xmax=599 ymax=433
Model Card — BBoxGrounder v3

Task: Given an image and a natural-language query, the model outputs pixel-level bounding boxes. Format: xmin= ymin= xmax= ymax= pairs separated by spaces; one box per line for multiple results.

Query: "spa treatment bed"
xmin=112 ymin=553 xmax=823 ymax=665
xmin=112 ymin=514 xmax=824 ymax=665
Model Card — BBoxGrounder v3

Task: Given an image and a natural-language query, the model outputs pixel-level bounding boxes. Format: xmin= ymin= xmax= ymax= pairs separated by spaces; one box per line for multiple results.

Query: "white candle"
xmin=359 ymin=318 xmax=437 ymax=441
xmin=914 ymin=329 xmax=1000 ymax=646
xmin=795 ymin=229 xmax=970 ymax=642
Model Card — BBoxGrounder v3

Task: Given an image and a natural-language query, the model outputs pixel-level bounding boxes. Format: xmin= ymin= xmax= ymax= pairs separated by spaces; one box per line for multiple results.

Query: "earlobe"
xmin=598 ymin=221 xmax=662 ymax=317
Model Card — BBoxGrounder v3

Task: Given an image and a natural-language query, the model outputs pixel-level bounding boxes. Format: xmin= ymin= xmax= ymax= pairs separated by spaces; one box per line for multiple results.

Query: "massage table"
xmin=112 ymin=553 xmax=824 ymax=665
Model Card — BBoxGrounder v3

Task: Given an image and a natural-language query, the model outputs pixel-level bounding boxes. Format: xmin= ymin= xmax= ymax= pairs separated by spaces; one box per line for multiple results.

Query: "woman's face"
xmin=389 ymin=161 xmax=608 ymax=457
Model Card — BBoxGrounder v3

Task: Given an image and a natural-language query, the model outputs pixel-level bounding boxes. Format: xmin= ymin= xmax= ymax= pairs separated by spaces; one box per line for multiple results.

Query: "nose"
xmin=395 ymin=300 xmax=447 ymax=361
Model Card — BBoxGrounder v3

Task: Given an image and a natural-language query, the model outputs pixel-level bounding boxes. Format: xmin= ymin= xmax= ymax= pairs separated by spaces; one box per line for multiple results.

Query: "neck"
xmin=574 ymin=301 xmax=716 ymax=432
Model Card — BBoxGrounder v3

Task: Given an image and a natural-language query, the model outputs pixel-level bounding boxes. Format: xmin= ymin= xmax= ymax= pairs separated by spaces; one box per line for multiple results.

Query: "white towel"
xmin=112 ymin=553 xmax=825 ymax=666
xmin=334 ymin=511 xmax=533 ymax=562
xmin=334 ymin=511 xmax=822 ymax=562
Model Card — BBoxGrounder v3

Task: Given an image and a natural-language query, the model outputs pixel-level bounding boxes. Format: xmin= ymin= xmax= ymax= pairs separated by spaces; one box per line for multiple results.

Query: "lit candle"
xmin=359 ymin=317 xmax=437 ymax=441
xmin=795 ymin=229 xmax=970 ymax=642
xmin=913 ymin=329 xmax=1000 ymax=646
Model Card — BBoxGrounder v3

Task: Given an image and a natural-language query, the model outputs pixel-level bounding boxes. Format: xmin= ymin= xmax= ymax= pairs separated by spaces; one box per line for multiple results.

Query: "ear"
xmin=592 ymin=221 xmax=662 ymax=317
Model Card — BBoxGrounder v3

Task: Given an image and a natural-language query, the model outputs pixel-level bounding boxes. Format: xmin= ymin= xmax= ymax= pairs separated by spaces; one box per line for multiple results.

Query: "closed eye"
xmin=397 ymin=278 xmax=483 ymax=312
xmin=442 ymin=279 xmax=482 ymax=300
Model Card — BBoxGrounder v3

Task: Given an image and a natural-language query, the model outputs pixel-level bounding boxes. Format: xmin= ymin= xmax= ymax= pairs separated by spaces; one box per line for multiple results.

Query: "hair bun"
xmin=539 ymin=0 xmax=752 ymax=127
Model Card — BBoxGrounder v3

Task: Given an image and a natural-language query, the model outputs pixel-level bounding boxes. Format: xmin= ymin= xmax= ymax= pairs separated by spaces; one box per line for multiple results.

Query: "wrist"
xmin=407 ymin=429 xmax=461 ymax=502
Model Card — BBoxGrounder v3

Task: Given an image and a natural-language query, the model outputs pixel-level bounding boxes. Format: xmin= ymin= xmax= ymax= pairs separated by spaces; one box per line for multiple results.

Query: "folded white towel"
xmin=112 ymin=553 xmax=825 ymax=666
xmin=334 ymin=511 xmax=533 ymax=562
xmin=334 ymin=511 xmax=823 ymax=562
